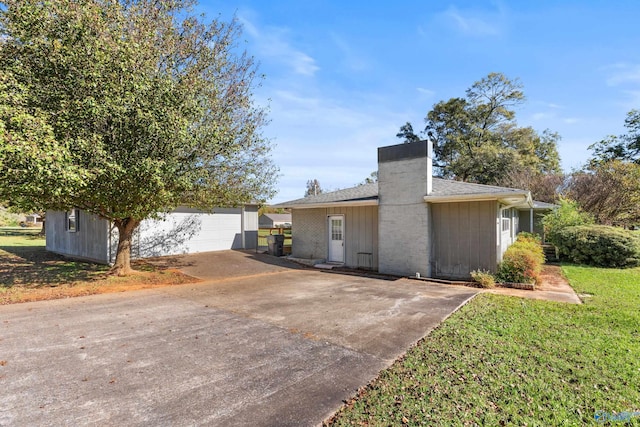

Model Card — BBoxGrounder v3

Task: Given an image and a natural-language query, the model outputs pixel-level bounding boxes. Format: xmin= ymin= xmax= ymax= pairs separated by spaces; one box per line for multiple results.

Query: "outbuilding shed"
xmin=46 ymin=206 xmax=259 ymax=264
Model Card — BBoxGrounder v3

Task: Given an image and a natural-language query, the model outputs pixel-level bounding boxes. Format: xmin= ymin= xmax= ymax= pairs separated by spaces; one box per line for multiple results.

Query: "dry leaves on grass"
xmin=0 ymin=245 xmax=199 ymax=304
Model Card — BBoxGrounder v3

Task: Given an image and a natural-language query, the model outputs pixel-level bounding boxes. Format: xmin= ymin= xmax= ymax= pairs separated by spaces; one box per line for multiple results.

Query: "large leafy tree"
xmin=567 ymin=160 xmax=640 ymax=227
xmin=0 ymin=0 xmax=277 ymax=275
xmin=304 ymin=179 xmax=323 ymax=197
xmin=588 ymin=109 xmax=640 ymax=165
xmin=502 ymin=169 xmax=565 ymax=204
xmin=398 ymin=73 xmax=562 ymax=185
xmin=567 ymin=110 xmax=640 ymax=227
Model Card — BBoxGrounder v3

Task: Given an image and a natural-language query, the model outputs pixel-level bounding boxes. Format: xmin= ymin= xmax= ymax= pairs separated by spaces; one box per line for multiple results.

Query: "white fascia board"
xmin=424 ymin=192 xmax=532 ymax=206
xmin=283 ymin=200 xmax=378 ymax=209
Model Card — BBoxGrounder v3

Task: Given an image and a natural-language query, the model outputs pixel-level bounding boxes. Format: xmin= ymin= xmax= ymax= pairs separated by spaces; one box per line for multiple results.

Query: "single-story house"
xmin=24 ymin=213 xmax=43 ymax=224
xmin=46 ymin=205 xmax=259 ymax=264
xmin=276 ymin=140 xmax=539 ymax=280
xmin=259 ymin=213 xmax=292 ymax=228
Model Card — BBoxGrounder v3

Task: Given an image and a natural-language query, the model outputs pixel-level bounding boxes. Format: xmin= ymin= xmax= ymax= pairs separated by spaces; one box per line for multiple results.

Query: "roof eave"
xmin=424 ymin=192 xmax=532 ymax=206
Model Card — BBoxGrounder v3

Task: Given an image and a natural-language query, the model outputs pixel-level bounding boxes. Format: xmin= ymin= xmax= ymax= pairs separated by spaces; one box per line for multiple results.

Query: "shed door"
xmin=328 ymin=215 xmax=344 ymax=263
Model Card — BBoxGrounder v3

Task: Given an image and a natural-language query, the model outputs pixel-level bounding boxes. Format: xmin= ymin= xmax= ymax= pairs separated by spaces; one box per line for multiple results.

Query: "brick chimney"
xmin=377 ymin=140 xmax=431 ymax=277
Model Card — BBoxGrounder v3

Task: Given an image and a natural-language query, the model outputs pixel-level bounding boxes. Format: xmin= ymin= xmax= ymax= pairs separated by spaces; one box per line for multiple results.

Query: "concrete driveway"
xmin=0 ymin=251 xmax=478 ymax=426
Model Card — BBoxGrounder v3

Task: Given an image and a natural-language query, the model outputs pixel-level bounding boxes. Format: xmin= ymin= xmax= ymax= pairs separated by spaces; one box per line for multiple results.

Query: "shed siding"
xmin=48 ymin=206 xmax=258 ymax=264
xmin=291 ymin=206 xmax=378 ymax=269
xmin=46 ymin=210 xmax=110 ymax=263
xmin=430 ymin=201 xmax=497 ymax=280
xmin=243 ymin=205 xmax=259 ymax=250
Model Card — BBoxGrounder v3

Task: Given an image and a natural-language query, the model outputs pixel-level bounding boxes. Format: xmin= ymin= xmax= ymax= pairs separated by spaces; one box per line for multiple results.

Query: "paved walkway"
xmin=485 ymin=264 xmax=582 ymax=304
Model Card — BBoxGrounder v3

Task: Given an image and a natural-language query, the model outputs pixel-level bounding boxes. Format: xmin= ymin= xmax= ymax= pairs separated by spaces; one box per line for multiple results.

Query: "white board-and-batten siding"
xmin=46 ymin=206 xmax=258 ymax=264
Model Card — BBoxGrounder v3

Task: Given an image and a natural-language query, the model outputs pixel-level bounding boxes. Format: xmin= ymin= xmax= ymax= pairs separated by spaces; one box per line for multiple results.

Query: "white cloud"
xmin=330 ymin=33 xmax=370 ymax=72
xmin=532 ymin=112 xmax=552 ymax=121
xmin=265 ymin=89 xmax=408 ymax=203
xmin=238 ymin=15 xmax=319 ymax=77
xmin=563 ymin=117 xmax=580 ymax=124
xmin=417 ymin=87 xmax=435 ymax=97
xmin=605 ymin=63 xmax=640 ymax=86
xmin=440 ymin=5 xmax=503 ymax=36
xmin=620 ymin=90 xmax=640 ymax=109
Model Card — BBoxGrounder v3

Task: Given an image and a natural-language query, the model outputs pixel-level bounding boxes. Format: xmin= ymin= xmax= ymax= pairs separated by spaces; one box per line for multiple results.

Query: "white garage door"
xmin=134 ymin=208 xmax=243 ymax=258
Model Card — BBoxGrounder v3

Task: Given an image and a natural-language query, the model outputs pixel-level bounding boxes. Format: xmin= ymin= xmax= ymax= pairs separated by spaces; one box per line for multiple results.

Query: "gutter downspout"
xmin=426 ymin=137 xmax=433 ymax=195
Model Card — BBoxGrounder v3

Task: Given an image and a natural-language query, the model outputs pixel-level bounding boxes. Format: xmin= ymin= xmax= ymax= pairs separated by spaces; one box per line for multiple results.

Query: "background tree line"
xmin=398 ymin=72 xmax=640 ymax=228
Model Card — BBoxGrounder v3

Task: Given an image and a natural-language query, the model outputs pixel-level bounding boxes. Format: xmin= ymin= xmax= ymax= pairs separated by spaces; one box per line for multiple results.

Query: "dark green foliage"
xmin=589 ymin=109 xmax=640 ymax=165
xmin=397 ymin=73 xmax=562 ymax=185
xmin=555 ymin=225 xmax=640 ymax=268
xmin=496 ymin=233 xmax=545 ymax=284
xmin=542 ymin=197 xmax=594 ymax=247
xmin=0 ymin=0 xmax=277 ymax=274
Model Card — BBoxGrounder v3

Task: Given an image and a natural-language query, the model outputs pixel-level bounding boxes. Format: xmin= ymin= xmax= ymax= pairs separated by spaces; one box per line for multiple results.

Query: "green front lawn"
xmin=328 ymin=265 xmax=640 ymax=426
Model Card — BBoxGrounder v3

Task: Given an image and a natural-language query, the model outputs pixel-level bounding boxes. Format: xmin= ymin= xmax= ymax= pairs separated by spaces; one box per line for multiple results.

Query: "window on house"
xmin=66 ymin=209 xmax=79 ymax=232
xmin=501 ymin=209 xmax=511 ymax=232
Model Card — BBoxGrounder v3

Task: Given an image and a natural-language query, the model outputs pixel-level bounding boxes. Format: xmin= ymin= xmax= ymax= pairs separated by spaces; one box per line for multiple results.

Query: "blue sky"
xmin=201 ymin=1 xmax=640 ymax=204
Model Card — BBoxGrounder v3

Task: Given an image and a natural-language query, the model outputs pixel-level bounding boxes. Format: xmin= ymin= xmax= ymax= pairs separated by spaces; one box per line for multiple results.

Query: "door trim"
xmin=327 ymin=215 xmax=345 ymax=263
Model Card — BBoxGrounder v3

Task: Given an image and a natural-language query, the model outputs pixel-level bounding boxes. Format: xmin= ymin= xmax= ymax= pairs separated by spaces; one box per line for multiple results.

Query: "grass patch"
xmin=328 ymin=265 xmax=640 ymax=426
xmin=0 ymin=231 xmax=198 ymax=304
xmin=258 ymin=228 xmax=292 ymax=246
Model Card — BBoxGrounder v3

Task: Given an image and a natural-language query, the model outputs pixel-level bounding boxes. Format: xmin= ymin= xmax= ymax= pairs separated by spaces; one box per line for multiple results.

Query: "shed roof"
xmin=260 ymin=213 xmax=292 ymax=222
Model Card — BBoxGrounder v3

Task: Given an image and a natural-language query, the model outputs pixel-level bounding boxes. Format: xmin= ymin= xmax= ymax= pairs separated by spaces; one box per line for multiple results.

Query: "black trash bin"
xmin=266 ymin=234 xmax=285 ymax=256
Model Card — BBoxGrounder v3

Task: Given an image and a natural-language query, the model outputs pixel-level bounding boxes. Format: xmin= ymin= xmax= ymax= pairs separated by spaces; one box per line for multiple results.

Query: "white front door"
xmin=328 ymin=215 xmax=344 ymax=263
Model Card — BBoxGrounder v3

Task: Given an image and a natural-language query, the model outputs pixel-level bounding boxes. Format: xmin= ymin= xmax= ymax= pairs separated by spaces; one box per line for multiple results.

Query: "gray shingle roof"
xmin=275 ymin=183 xmax=378 ymax=207
xmin=429 ymin=178 xmax=526 ymax=197
xmin=276 ymin=179 xmax=529 ymax=207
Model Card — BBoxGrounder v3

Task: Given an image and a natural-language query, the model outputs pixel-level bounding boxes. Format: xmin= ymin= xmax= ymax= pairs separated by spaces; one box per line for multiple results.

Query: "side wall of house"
xmin=378 ymin=142 xmax=431 ymax=277
xmin=46 ymin=210 xmax=110 ymax=264
xmin=291 ymin=209 xmax=328 ymax=260
xmin=291 ymin=206 xmax=378 ymax=269
xmin=326 ymin=206 xmax=378 ymax=270
xmin=430 ymin=201 xmax=498 ymax=280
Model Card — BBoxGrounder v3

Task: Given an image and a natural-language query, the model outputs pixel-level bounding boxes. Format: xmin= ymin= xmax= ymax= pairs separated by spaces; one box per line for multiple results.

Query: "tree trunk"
xmin=110 ymin=218 xmax=141 ymax=276
xmin=39 ymin=218 xmax=46 ymax=236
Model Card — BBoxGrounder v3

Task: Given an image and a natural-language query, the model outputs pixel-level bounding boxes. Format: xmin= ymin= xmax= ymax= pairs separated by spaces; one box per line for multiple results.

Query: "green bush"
xmin=516 ymin=232 xmax=542 ymax=245
xmin=542 ymin=197 xmax=593 ymax=247
xmin=496 ymin=233 xmax=546 ymax=284
xmin=555 ymin=225 xmax=640 ymax=268
xmin=470 ymin=269 xmax=496 ymax=288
